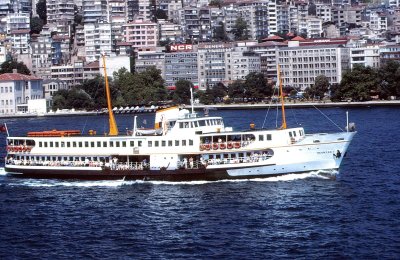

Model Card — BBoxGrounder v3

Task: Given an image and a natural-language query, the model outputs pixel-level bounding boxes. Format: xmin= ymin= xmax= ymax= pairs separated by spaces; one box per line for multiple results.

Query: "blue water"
xmin=0 ymin=107 xmax=399 ymax=259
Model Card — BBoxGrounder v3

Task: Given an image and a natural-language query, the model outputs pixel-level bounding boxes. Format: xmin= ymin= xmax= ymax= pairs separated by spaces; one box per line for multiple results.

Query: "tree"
xmin=233 ymin=17 xmax=249 ymax=41
xmin=173 ymin=79 xmax=193 ymax=104
xmin=198 ymin=86 xmax=215 ymax=105
xmin=209 ymin=0 xmax=223 ymax=7
xmin=228 ymin=81 xmax=246 ymax=101
xmin=154 ymin=9 xmax=168 ymax=20
xmin=36 ymin=0 xmax=47 ymax=24
xmin=244 ymin=72 xmax=272 ymax=101
xmin=30 ymin=16 xmax=44 ymax=34
xmin=312 ymin=75 xmax=330 ymax=100
xmin=213 ymin=21 xmax=228 ymax=42
xmin=51 ymin=88 xmax=94 ymax=110
xmin=0 ymin=60 xmax=31 ymax=75
xmin=378 ymin=60 xmax=400 ymax=98
xmin=333 ymin=65 xmax=379 ymax=101
xmin=212 ymin=82 xmax=227 ymax=102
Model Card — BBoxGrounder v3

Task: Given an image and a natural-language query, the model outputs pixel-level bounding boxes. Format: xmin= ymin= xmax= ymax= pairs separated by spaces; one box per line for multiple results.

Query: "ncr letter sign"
xmin=169 ymin=44 xmax=193 ymax=52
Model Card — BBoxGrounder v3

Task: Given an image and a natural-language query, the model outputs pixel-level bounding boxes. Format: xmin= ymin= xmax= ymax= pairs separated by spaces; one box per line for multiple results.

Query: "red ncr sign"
xmin=169 ymin=44 xmax=193 ymax=52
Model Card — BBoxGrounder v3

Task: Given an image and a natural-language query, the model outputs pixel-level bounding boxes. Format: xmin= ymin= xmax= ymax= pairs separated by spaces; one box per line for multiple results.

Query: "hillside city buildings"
xmin=1 ymin=0 xmax=400 ymax=114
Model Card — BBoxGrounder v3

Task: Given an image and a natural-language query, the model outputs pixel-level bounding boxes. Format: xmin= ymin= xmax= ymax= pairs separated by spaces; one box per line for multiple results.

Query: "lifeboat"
xmin=27 ymin=129 xmax=81 ymax=137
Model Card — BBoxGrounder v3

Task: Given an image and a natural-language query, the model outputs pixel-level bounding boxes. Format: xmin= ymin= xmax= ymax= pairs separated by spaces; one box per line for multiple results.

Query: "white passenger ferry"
xmin=3 ymin=58 xmax=356 ymax=181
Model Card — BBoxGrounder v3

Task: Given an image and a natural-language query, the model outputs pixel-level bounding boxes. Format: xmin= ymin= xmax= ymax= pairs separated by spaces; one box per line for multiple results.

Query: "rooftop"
xmin=0 ymin=73 xmax=41 ymax=81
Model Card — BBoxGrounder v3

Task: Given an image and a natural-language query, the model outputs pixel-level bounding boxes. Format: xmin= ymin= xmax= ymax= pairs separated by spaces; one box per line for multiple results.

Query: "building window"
xmin=267 ymin=134 xmax=272 ymax=140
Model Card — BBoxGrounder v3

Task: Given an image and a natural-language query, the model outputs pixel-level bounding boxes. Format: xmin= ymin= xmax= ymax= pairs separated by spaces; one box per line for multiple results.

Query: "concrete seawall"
xmin=1 ymin=100 xmax=399 ymax=119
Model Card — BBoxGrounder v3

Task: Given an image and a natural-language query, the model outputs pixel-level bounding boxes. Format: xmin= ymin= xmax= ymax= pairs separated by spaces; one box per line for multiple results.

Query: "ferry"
xmin=3 ymin=57 xmax=356 ymax=181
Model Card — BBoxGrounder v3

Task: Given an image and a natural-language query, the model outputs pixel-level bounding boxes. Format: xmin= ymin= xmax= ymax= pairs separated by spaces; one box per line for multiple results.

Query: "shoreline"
xmin=1 ymin=100 xmax=399 ymax=119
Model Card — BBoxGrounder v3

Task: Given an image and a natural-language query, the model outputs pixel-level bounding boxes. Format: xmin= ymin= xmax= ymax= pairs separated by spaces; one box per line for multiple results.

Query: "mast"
xmin=102 ymin=53 xmax=119 ymax=136
xmin=277 ymin=65 xmax=287 ymax=129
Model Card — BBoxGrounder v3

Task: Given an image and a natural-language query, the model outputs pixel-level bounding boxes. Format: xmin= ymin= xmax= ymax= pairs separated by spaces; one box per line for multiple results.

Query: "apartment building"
xmin=134 ymin=47 xmax=165 ymax=75
xmin=82 ymin=0 xmax=108 ymax=23
xmin=158 ymin=20 xmax=183 ymax=43
xmin=349 ymin=44 xmax=380 ymax=69
xmin=332 ymin=6 xmax=362 ymax=27
xmin=30 ymin=28 xmax=53 ymax=78
xmin=0 ymin=0 xmax=31 ymax=17
xmin=197 ymin=42 xmax=234 ymax=90
xmin=369 ymin=12 xmax=388 ymax=33
xmin=307 ymin=16 xmax=323 ymax=38
xmin=164 ymin=44 xmax=198 ymax=89
xmin=158 ymin=0 xmax=183 ymax=24
xmin=277 ymin=41 xmax=349 ymax=90
xmin=122 ymin=20 xmax=157 ymax=49
xmin=226 ymin=49 xmax=261 ymax=82
xmin=315 ymin=4 xmax=332 ymax=22
xmin=5 ymin=13 xmax=29 ymax=34
xmin=238 ymin=5 xmax=269 ymax=40
xmin=46 ymin=0 xmax=75 ymax=36
xmin=9 ymin=29 xmax=30 ymax=55
xmin=84 ymin=22 xmax=112 ymax=62
xmin=380 ymin=44 xmax=400 ymax=63
xmin=50 ymin=62 xmax=84 ymax=87
xmin=43 ymin=79 xmax=69 ymax=99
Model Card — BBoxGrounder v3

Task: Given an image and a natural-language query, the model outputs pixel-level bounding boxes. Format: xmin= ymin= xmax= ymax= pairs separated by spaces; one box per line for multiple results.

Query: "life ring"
xmin=212 ymin=143 xmax=219 ymax=150
xmin=227 ymin=142 xmax=233 ymax=149
xmin=23 ymin=146 xmax=28 ymax=152
xmin=234 ymin=142 xmax=241 ymax=149
xmin=204 ymin=144 xmax=211 ymax=150
xmin=219 ymin=143 xmax=226 ymax=149
xmin=18 ymin=146 xmax=23 ymax=152
xmin=26 ymin=147 xmax=32 ymax=152
xmin=6 ymin=146 xmax=10 ymax=152
xmin=200 ymin=144 xmax=205 ymax=151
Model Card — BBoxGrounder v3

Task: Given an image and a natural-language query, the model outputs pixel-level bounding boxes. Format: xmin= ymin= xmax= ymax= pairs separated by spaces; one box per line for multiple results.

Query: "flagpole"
xmin=4 ymin=123 xmax=9 ymax=137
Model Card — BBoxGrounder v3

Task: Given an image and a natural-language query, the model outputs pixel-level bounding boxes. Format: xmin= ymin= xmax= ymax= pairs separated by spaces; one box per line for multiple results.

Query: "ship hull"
xmin=4 ymin=162 xmax=338 ymax=181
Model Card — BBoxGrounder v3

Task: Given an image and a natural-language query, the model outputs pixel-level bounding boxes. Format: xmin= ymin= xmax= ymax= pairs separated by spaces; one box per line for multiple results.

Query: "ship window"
xmin=162 ymin=141 xmax=166 ymax=146
xmin=67 ymin=142 xmax=71 ymax=147
xmin=116 ymin=142 xmax=120 ymax=147
xmin=182 ymin=140 xmax=187 ymax=146
xmin=293 ymin=131 xmax=297 ymax=137
xmin=138 ymin=141 xmax=142 ymax=147
xmin=155 ymin=141 xmax=159 ymax=147
xmin=130 ymin=141 xmax=135 ymax=147
xmin=122 ymin=141 xmax=126 ymax=147
xmin=168 ymin=140 xmax=172 ymax=146
xmin=44 ymin=142 xmax=48 ymax=147
xmin=79 ymin=142 xmax=83 ymax=147
xmin=73 ymin=142 xmax=77 ymax=147
xmin=289 ymin=132 xmax=293 ymax=137
xmin=61 ymin=142 xmax=65 ymax=147
xmin=103 ymin=141 xmax=107 ymax=147
xmin=47 ymin=156 xmax=50 ymax=161
xmin=175 ymin=140 xmax=179 ymax=146
xmin=148 ymin=141 xmax=152 ymax=147
xmin=184 ymin=122 xmax=189 ymax=128
xmin=259 ymin=135 xmax=264 ymax=141
xmin=109 ymin=141 xmax=114 ymax=147
xmin=49 ymin=142 xmax=53 ymax=147
xmin=91 ymin=142 xmax=95 ymax=147
xmin=189 ymin=139 xmax=193 ymax=146
xmin=313 ymin=140 xmax=320 ymax=143
xmin=55 ymin=142 xmax=59 ymax=148
xmin=39 ymin=141 xmax=42 ymax=147
xmin=179 ymin=122 xmax=183 ymax=128
xmin=63 ymin=157 xmax=67 ymax=161
xmin=267 ymin=134 xmax=272 ymax=140
xmin=97 ymin=141 xmax=101 ymax=147
xmin=199 ymin=120 xmax=206 ymax=126
xmin=69 ymin=156 xmax=73 ymax=161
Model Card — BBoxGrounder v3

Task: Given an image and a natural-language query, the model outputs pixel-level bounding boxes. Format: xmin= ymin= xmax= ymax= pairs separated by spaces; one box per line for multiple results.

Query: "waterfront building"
xmin=83 ymin=60 xmax=101 ymax=79
xmin=84 ymin=22 xmax=112 ymax=62
xmin=227 ymin=46 xmax=261 ymax=82
xmin=197 ymin=42 xmax=234 ymax=90
xmin=122 ymin=20 xmax=157 ymax=49
xmin=0 ymin=71 xmax=43 ymax=114
xmin=50 ymin=62 xmax=84 ymax=87
xmin=134 ymin=47 xmax=165 ymax=76
xmin=43 ymin=79 xmax=70 ymax=99
xmin=348 ymin=44 xmax=381 ymax=69
xmin=277 ymin=41 xmax=350 ymax=90
xmin=164 ymin=44 xmax=198 ymax=89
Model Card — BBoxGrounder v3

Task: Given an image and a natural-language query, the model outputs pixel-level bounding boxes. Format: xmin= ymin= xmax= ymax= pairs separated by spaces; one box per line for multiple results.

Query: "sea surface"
xmin=0 ymin=106 xmax=399 ymax=259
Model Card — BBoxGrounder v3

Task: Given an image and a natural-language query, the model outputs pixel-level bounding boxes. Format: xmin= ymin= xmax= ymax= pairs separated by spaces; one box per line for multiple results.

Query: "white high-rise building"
xmin=84 ymin=22 xmax=112 ymax=62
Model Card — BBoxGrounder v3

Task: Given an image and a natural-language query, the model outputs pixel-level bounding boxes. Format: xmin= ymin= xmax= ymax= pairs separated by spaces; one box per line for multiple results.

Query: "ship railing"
xmin=205 ymin=154 xmax=272 ymax=166
xmin=177 ymin=160 xmax=203 ymax=169
xmin=199 ymin=140 xmax=255 ymax=151
xmin=110 ymin=162 xmax=150 ymax=171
